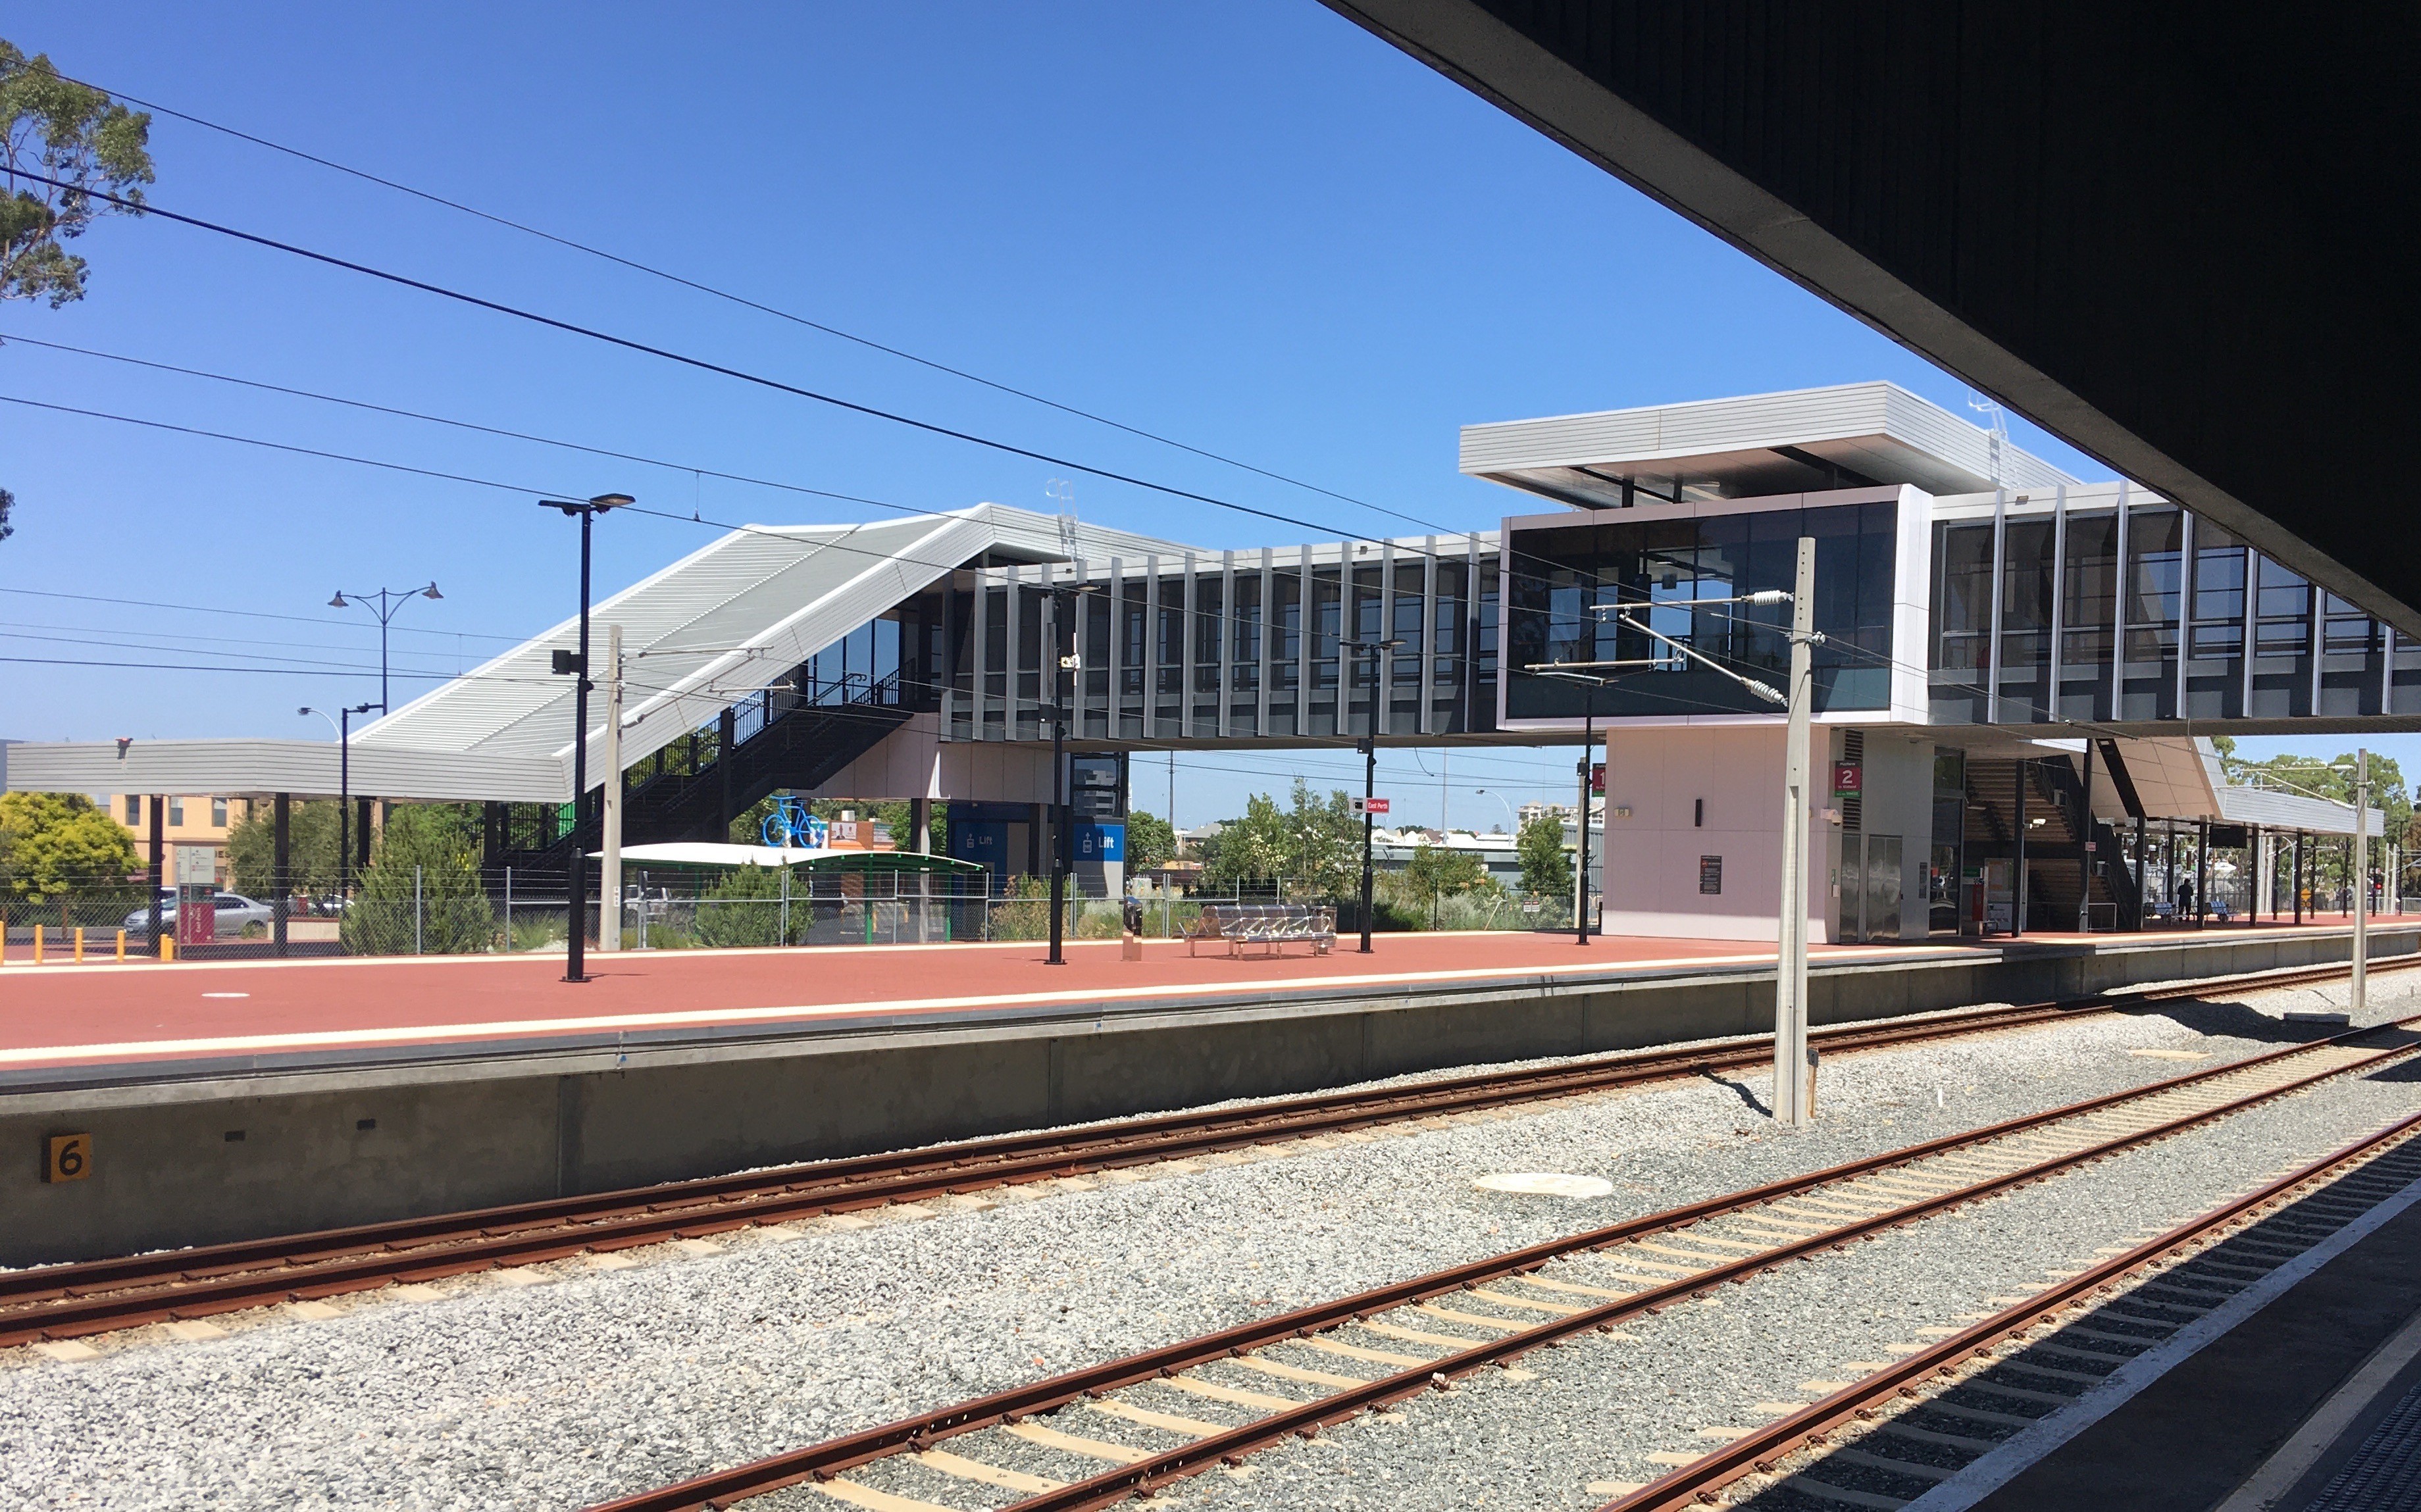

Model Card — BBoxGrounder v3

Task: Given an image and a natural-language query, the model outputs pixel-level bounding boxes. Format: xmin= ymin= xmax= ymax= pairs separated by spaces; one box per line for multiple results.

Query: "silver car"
xmin=122 ymin=892 xmax=278 ymax=937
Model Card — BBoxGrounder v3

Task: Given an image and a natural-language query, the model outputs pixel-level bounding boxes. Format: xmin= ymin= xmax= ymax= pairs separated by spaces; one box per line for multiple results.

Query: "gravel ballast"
xmin=2 ymin=975 xmax=2412 ymax=1511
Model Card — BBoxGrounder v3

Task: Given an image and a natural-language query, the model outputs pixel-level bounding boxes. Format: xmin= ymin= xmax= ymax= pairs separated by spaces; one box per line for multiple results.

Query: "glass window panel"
xmin=1999 ymin=518 xmax=2054 ymax=668
xmin=2124 ymin=507 xmax=2182 ymax=662
xmin=2256 ymin=557 xmax=2310 ymax=621
xmin=1932 ymin=523 xmax=1993 ymax=670
xmin=1504 ymin=502 xmax=1892 ymax=717
xmin=1273 ymin=571 xmax=1301 ymax=692
xmin=1231 ymin=574 xmax=1261 ymax=666
xmin=1194 ymin=578 xmax=1223 ymax=668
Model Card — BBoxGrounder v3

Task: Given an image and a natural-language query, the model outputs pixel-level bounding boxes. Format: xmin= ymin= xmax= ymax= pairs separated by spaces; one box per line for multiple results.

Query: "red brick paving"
xmin=0 ymin=917 xmax=2370 ymax=1072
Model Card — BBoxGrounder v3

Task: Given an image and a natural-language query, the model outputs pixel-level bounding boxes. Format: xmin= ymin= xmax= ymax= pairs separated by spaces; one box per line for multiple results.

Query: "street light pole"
xmin=1342 ymin=636 xmax=1403 ymax=953
xmin=1048 ymin=586 xmax=1071 ymax=966
xmin=543 ymin=493 xmax=632 ymax=984
xmin=330 ymin=581 xmax=442 ymax=718
xmin=1575 ymin=692 xmax=1596 ymax=945
xmin=301 ymin=702 xmax=378 ymax=899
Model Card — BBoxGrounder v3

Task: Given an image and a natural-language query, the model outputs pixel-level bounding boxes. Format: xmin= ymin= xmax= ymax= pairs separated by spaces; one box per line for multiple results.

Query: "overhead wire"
xmin=46 ymin=71 xmax=1456 ymax=536
xmin=0 ymin=585 xmax=526 ymax=642
xmin=1 ymin=170 xmax=1437 ymax=549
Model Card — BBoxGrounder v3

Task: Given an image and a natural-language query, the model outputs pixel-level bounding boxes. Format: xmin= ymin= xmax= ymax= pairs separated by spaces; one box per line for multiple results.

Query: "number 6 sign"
xmin=45 ymin=1133 xmax=90 ymax=1184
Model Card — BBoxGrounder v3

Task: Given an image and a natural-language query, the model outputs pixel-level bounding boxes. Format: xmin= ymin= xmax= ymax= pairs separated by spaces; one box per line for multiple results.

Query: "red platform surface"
xmin=0 ymin=919 xmax=2364 ymax=1074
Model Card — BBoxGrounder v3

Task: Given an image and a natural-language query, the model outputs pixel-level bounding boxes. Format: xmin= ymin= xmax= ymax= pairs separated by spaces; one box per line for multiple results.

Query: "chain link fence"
xmin=3 ymin=863 xmax=1592 ymax=963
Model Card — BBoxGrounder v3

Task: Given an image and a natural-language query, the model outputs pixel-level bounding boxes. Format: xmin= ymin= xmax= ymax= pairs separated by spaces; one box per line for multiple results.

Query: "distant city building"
xmin=108 ymin=794 xmax=253 ymax=886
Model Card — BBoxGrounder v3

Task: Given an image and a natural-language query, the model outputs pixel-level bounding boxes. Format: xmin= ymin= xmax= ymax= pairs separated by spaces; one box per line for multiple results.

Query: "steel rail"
xmin=580 ymin=1011 xmax=2421 ymax=1511
xmin=1600 ymin=1106 xmax=2421 ymax=1511
xmin=11 ymin=957 xmax=2378 ymax=1343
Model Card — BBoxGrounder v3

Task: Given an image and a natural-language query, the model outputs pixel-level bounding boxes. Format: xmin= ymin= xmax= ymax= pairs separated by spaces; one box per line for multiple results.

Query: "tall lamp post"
xmin=330 ymin=581 xmax=442 ymax=717
xmin=1046 ymin=581 xmax=1095 ymax=967
xmin=1471 ymin=788 xmax=1517 ymax=835
xmin=299 ymin=702 xmax=379 ymax=898
xmin=1340 ymin=635 xmax=1404 ymax=953
xmin=1529 ymin=672 xmax=1615 ymax=944
xmin=542 ymin=493 xmax=633 ymax=984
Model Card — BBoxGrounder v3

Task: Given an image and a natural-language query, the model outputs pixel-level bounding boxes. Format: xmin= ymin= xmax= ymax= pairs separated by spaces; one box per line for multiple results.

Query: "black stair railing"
xmin=496 ymin=668 xmax=912 ymax=870
xmin=2032 ymin=757 xmax=2142 ymax=931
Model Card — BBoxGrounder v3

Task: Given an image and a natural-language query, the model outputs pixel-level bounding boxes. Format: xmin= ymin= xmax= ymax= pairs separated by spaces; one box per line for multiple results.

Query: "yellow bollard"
xmin=32 ymin=925 xmax=43 ymax=965
xmin=159 ymin=932 xmax=175 ymax=963
xmin=116 ymin=928 xmax=128 ymax=961
xmin=74 ymin=928 xmax=86 ymax=963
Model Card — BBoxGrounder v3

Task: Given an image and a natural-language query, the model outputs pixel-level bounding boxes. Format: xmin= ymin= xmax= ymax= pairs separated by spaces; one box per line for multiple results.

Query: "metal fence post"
xmin=503 ymin=867 xmax=512 ymax=953
xmin=414 ymin=865 xmax=424 ymax=955
xmin=780 ymin=865 xmax=790 ymax=945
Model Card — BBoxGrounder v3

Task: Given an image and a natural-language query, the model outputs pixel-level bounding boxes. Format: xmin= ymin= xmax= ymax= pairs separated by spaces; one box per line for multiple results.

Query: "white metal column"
xmin=2110 ymin=483 xmax=2129 ymax=718
xmin=1986 ymin=489 xmax=2006 ymax=724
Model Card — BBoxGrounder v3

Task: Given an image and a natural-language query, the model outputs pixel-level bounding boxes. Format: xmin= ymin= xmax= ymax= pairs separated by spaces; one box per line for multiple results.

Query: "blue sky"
xmin=3 ymin=3 xmax=2403 ymax=822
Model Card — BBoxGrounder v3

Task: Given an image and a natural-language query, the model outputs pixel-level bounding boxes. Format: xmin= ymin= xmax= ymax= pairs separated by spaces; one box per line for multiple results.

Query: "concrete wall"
xmin=810 ymin=713 xmax=1056 ymax=803
xmin=5 ymin=923 xmax=2411 ymax=1267
xmin=1599 ymin=722 xmax=1825 ymax=942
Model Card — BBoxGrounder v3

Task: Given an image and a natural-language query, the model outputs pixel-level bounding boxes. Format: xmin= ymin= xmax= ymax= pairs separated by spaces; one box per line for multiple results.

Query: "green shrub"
xmin=694 ymin=863 xmax=792 ymax=947
xmin=342 ymin=805 xmax=494 ymax=955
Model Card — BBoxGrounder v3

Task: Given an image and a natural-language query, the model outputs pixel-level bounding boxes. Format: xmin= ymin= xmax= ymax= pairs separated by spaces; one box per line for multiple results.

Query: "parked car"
xmin=122 ymin=892 xmax=278 ymax=937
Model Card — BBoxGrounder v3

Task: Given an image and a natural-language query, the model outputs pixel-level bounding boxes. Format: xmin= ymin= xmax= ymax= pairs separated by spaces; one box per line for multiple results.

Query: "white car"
xmin=122 ymin=892 xmax=278 ymax=937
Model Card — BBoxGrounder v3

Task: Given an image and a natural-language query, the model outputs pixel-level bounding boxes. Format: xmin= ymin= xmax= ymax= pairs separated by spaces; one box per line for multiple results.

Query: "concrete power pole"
xmin=599 ymin=623 xmax=624 ymax=951
xmin=1773 ymin=538 xmax=1818 ymax=1128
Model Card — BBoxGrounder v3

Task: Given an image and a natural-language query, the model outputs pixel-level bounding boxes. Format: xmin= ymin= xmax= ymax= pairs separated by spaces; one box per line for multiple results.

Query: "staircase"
xmin=496 ymin=671 xmax=914 ymax=872
xmin=1965 ymin=757 xmax=2141 ymax=931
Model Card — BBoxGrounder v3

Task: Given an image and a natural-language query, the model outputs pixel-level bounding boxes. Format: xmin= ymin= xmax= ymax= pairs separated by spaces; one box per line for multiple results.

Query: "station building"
xmin=7 ymin=383 xmax=2391 ymax=944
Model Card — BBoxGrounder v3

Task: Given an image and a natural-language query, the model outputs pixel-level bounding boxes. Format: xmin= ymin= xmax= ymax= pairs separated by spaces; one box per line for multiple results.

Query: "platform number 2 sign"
xmin=45 ymin=1133 xmax=91 ymax=1184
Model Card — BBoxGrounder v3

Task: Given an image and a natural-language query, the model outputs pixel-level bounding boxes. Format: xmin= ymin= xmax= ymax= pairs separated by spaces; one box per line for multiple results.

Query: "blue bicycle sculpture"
xmin=760 ymin=797 xmax=827 ymax=850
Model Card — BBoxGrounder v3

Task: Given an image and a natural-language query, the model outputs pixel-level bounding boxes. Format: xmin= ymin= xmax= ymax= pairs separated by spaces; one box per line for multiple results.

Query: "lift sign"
xmin=45 ymin=1132 xmax=91 ymax=1183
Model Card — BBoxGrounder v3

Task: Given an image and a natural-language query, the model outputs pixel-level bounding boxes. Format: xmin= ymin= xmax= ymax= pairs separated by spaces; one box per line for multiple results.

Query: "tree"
xmin=1 ymin=43 xmax=154 ymax=306
xmin=1516 ymin=811 xmax=1573 ymax=901
xmin=341 ymin=804 xmax=493 ymax=955
xmin=1123 ymin=810 xmax=1175 ymax=872
xmin=1403 ymin=844 xmax=1489 ymax=905
xmin=0 ymin=485 xmax=13 ymax=543
xmin=226 ymin=799 xmax=347 ymax=898
xmin=2232 ymin=749 xmax=2412 ymax=842
xmin=0 ymin=790 xmax=141 ymax=903
xmin=1198 ymin=780 xmax=1357 ymax=896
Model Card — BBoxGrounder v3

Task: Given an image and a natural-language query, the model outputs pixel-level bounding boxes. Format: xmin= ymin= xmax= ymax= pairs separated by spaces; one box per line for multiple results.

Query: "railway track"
xmin=1616 ymin=1107 xmax=2421 ymax=1511
xmin=577 ymin=1002 xmax=2421 ymax=1512
xmin=0 ymin=953 xmax=2396 ymax=1351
